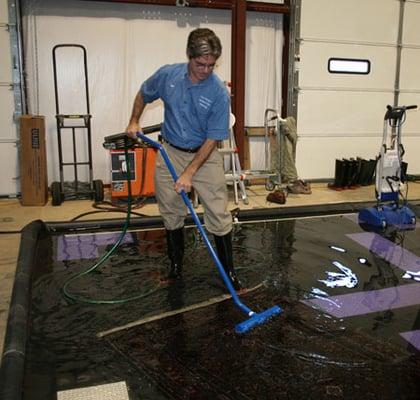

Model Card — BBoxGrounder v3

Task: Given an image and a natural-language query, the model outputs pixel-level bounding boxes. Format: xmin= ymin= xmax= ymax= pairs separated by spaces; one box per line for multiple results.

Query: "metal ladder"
xmin=219 ymin=114 xmax=249 ymax=205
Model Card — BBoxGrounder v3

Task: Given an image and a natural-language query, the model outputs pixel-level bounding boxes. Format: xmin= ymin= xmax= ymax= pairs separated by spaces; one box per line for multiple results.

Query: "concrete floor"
xmin=1 ymin=181 xmax=420 ymax=355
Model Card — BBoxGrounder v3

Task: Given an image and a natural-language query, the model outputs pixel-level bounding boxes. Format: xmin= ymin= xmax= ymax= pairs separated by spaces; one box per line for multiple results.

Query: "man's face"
xmin=188 ymin=54 xmax=217 ymax=83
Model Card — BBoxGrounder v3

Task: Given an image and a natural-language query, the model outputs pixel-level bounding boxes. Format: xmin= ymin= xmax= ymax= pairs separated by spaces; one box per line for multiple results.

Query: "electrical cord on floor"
xmin=68 ymin=160 xmax=152 ymax=220
xmin=93 ymin=197 xmax=148 ymax=212
xmin=0 ymin=230 xmax=22 ymax=235
xmin=62 ymin=144 xmax=160 ymax=305
xmin=69 ymin=207 xmax=148 ymax=222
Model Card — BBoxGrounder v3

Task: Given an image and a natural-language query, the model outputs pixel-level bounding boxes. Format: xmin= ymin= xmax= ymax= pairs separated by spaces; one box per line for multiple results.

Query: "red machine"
xmin=110 ymin=146 xmax=157 ymax=200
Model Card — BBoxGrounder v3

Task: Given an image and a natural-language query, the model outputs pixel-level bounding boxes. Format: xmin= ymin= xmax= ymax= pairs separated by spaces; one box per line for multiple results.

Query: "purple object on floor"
xmin=400 ymin=330 xmax=420 ymax=350
xmin=304 ymin=283 xmax=420 ymax=318
xmin=347 ymin=232 xmax=420 ymax=272
xmin=57 ymin=232 xmax=133 ymax=261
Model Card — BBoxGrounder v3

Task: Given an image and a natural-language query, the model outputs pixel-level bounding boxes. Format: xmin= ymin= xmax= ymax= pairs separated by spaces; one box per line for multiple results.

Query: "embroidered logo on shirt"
xmin=198 ymin=95 xmax=212 ymax=110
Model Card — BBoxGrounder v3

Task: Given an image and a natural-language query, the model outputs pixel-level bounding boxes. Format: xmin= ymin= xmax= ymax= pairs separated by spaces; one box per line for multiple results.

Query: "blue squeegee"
xmin=137 ymin=132 xmax=282 ymax=334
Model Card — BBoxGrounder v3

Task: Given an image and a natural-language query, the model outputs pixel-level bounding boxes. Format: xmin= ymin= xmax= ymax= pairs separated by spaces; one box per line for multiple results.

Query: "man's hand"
xmin=175 ymin=170 xmax=194 ymax=193
xmin=125 ymin=121 xmax=140 ymax=139
xmin=173 ymin=139 xmax=217 ymax=194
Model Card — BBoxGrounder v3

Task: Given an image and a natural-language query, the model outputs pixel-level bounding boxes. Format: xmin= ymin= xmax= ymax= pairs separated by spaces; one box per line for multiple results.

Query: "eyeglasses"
xmin=193 ymin=59 xmax=216 ymax=70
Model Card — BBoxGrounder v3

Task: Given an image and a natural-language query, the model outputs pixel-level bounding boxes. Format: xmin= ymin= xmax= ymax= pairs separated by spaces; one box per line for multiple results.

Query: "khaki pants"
xmin=154 ymin=143 xmax=232 ymax=236
xmin=271 ymin=116 xmax=298 ymax=183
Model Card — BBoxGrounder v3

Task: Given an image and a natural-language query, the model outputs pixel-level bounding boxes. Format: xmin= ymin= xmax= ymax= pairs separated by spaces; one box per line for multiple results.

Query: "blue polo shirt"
xmin=140 ymin=63 xmax=230 ymax=149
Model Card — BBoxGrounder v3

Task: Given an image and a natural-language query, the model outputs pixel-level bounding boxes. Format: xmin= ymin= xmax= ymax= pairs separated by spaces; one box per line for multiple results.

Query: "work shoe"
xmin=266 ymin=190 xmax=287 ymax=204
xmin=287 ymin=180 xmax=312 ymax=194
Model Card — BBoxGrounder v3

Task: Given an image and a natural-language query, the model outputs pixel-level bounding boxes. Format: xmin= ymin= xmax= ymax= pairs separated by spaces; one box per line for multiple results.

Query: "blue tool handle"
xmin=137 ymin=132 xmax=253 ymax=316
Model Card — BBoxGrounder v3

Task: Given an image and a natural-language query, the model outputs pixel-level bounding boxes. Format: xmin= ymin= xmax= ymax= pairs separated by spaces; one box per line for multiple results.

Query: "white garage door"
xmin=296 ymin=0 xmax=420 ymax=179
xmin=0 ymin=0 xmax=20 ymax=196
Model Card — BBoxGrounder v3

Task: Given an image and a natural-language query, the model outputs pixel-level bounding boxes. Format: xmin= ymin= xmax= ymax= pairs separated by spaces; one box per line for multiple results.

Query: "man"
xmin=126 ymin=28 xmax=242 ymax=290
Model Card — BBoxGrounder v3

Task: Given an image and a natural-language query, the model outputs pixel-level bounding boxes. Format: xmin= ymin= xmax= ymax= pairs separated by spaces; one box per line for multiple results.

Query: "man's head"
xmin=186 ymin=28 xmax=222 ymax=60
xmin=187 ymin=28 xmax=222 ymax=83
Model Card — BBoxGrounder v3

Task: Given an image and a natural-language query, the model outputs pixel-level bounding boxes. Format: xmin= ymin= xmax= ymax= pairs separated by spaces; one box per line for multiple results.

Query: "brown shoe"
xmin=266 ymin=190 xmax=287 ymax=204
xmin=287 ymin=180 xmax=312 ymax=194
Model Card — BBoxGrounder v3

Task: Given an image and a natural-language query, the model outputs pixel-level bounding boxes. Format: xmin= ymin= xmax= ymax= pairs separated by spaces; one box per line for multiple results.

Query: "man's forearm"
xmin=186 ymin=139 xmax=217 ymax=176
xmin=129 ymin=91 xmax=146 ymax=124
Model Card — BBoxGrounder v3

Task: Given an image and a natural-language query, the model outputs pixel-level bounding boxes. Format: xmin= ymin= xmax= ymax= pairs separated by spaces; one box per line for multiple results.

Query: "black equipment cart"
xmin=50 ymin=44 xmax=104 ymax=206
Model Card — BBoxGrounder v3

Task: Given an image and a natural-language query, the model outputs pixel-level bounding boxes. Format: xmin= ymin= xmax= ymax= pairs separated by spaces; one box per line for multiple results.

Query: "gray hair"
xmin=186 ymin=28 xmax=222 ymax=60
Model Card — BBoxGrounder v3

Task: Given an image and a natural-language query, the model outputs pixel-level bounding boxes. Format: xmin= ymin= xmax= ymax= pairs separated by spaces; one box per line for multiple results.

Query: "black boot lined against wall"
xmin=214 ymin=231 xmax=243 ymax=291
xmin=328 ymin=159 xmax=347 ymax=189
xmin=166 ymin=228 xmax=184 ymax=280
xmin=329 ymin=157 xmax=377 ymax=190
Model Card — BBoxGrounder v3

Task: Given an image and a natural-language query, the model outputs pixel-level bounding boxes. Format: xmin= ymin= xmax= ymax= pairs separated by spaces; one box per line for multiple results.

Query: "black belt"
xmin=163 ymin=139 xmax=201 ymax=153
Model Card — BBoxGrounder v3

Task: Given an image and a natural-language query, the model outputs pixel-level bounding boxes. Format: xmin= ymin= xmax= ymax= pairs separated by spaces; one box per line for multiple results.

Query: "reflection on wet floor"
xmin=24 ymin=214 xmax=420 ymax=399
xmin=108 ymin=291 xmax=418 ymax=400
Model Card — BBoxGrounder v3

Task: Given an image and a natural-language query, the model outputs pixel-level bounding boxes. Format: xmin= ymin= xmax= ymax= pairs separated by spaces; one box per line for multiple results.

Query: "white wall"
xmin=22 ymin=0 xmax=233 ymax=185
xmin=296 ymin=0 xmax=420 ymax=179
xmin=21 ymin=0 xmax=283 ymax=186
xmin=3 ymin=0 xmax=420 ymax=191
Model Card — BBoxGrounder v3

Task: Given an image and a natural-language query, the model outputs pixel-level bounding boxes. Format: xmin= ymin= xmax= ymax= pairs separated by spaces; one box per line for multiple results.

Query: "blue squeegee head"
xmin=235 ymin=305 xmax=282 ymax=334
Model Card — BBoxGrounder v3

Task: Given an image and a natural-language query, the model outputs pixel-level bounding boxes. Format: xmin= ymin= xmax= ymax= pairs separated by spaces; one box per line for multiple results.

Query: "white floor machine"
xmin=358 ymin=104 xmax=417 ymax=229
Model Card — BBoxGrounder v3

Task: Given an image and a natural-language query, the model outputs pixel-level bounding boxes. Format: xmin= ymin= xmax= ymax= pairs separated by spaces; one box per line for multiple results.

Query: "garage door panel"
xmin=297 ymin=90 xmax=393 ymax=137
xmin=0 ymin=142 xmax=19 ymax=195
xmin=299 ymin=41 xmax=396 ymax=89
xmin=403 ymin=2 xmax=420 ymax=46
xmin=0 ymin=28 xmax=12 ymax=81
xmin=0 ymin=86 xmax=15 ymax=138
xmin=301 ymin=0 xmax=398 ymax=44
xmin=399 ymin=48 xmax=420 ymax=91
xmin=398 ymin=93 xmax=420 ymax=135
xmin=297 ymin=136 xmax=384 ymax=180
xmin=0 ymin=0 xmax=7 ymax=16
xmin=398 ymin=137 xmax=420 ymax=175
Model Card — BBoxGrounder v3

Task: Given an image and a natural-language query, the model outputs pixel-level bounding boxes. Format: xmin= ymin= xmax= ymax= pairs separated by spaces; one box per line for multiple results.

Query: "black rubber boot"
xmin=166 ymin=228 xmax=184 ymax=280
xmin=328 ymin=159 xmax=346 ymax=189
xmin=347 ymin=158 xmax=359 ymax=187
xmin=214 ymin=232 xmax=242 ymax=291
xmin=353 ymin=158 xmax=364 ymax=186
xmin=358 ymin=158 xmax=370 ymax=185
xmin=342 ymin=158 xmax=354 ymax=188
xmin=364 ymin=158 xmax=377 ymax=185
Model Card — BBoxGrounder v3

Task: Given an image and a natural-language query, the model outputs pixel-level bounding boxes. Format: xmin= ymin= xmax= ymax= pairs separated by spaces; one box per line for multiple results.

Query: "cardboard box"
xmin=20 ymin=115 xmax=48 ymax=206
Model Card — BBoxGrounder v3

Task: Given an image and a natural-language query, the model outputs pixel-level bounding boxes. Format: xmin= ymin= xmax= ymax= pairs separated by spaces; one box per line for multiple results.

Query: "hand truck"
xmin=50 ymin=44 xmax=104 ymax=206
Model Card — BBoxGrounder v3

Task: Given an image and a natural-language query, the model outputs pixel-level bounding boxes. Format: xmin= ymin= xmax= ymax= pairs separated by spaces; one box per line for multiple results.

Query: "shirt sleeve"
xmin=206 ymin=87 xmax=230 ymax=141
xmin=140 ymin=65 xmax=167 ymax=104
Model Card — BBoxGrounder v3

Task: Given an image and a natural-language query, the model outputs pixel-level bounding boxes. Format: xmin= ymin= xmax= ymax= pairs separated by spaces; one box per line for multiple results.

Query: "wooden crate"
xmin=20 ymin=115 xmax=48 ymax=206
